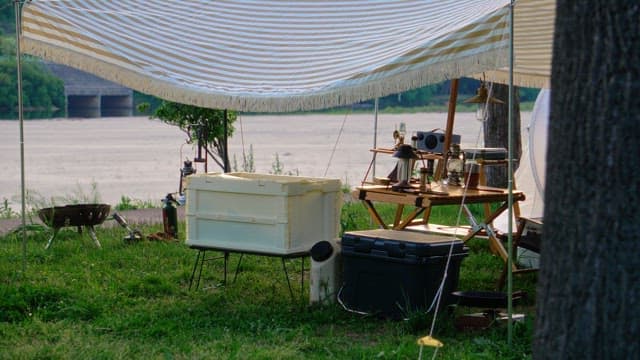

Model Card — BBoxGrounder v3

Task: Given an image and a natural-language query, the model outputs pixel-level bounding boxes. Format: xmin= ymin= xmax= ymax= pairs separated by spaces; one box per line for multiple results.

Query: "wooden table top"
xmin=354 ymin=184 xmax=525 ymax=207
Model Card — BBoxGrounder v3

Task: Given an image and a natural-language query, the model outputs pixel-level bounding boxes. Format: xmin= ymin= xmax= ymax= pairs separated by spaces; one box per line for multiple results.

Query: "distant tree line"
xmin=0 ymin=0 xmax=14 ymax=35
xmin=0 ymin=34 xmax=64 ymax=116
xmin=0 ymin=1 xmax=64 ymax=116
xmin=367 ymin=78 xmax=540 ymax=109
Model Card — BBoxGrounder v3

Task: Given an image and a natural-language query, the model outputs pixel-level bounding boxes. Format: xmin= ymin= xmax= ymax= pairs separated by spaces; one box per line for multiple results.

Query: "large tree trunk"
xmin=534 ymin=2 xmax=640 ymax=359
xmin=483 ymin=83 xmax=521 ymax=188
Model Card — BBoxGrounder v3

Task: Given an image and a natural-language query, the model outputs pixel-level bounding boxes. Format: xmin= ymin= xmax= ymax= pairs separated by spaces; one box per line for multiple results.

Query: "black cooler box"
xmin=463 ymin=147 xmax=507 ymax=161
xmin=340 ymin=229 xmax=468 ymax=318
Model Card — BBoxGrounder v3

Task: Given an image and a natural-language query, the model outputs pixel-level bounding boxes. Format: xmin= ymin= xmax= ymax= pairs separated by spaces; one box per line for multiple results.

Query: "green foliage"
xmin=132 ymin=91 xmax=162 ymax=114
xmin=233 ymin=144 xmax=256 ymax=172
xmin=114 ymin=196 xmax=156 ymax=211
xmin=347 ymin=78 xmax=538 ymax=112
xmin=270 ymin=153 xmax=299 ymax=176
xmin=0 ymin=34 xmax=14 ymax=55
xmin=2 ymin=31 xmax=65 ymax=115
xmin=0 ymin=0 xmax=14 ymax=34
xmin=153 ymin=102 xmax=236 ymax=141
xmin=143 ymin=101 xmax=237 ymax=171
xmin=271 ymin=153 xmax=284 ymax=175
xmin=0 ymin=55 xmax=65 ymax=115
xmin=1 ymin=198 xmax=18 ymax=219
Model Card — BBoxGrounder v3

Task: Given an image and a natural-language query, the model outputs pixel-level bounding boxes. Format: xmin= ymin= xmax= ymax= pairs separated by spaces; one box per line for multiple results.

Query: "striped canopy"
xmin=20 ymin=0 xmax=553 ymax=112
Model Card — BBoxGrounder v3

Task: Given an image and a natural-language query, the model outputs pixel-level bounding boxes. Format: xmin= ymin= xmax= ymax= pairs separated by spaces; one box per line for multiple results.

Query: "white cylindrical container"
xmin=309 ymin=240 xmax=342 ymax=305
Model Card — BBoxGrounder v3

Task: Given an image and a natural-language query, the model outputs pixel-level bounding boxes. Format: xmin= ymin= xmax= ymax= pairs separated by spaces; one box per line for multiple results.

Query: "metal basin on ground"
xmin=38 ymin=204 xmax=111 ymax=249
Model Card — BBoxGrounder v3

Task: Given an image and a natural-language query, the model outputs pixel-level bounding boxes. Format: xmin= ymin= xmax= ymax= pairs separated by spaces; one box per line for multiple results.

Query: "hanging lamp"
xmin=464 ymin=81 xmax=504 ymax=121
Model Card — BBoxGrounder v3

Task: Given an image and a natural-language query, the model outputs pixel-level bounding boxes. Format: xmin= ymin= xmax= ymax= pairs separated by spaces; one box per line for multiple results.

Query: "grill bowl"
xmin=38 ymin=204 xmax=111 ymax=228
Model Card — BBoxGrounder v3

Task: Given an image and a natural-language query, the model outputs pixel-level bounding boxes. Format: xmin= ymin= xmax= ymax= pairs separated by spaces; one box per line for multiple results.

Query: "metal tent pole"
xmin=372 ymin=98 xmax=379 ymax=179
xmin=507 ymin=0 xmax=515 ymax=346
xmin=15 ymin=0 xmax=27 ymax=274
xmin=223 ymin=109 xmax=229 ymax=173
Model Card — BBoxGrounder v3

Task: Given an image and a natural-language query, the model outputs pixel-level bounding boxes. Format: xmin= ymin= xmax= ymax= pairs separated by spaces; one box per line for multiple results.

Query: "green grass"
xmin=1 ymin=203 xmax=537 ymax=359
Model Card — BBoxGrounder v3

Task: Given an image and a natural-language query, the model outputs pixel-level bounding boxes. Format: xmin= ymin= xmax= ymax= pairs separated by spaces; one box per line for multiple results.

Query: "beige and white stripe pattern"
xmin=21 ymin=0 xmax=515 ymax=112
xmin=478 ymin=0 xmax=555 ymax=88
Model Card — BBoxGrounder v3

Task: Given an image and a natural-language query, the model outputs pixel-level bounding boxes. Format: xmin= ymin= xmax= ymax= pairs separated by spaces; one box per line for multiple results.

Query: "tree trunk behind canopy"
xmin=534 ymin=2 xmax=640 ymax=359
xmin=483 ymin=83 xmax=521 ymax=188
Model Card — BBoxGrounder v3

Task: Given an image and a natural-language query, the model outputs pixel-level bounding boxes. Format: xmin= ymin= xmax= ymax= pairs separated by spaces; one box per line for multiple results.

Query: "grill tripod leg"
xmin=87 ymin=226 xmax=102 ymax=248
xmin=44 ymin=228 xmax=59 ymax=250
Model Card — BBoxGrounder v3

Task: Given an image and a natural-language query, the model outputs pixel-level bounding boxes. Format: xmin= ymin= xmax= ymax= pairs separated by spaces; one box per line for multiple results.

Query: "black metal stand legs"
xmin=188 ymin=248 xmax=307 ymax=302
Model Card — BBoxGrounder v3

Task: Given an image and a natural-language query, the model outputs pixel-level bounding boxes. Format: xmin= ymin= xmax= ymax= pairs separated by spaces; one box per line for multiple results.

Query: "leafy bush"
xmin=0 ymin=56 xmax=65 ymax=115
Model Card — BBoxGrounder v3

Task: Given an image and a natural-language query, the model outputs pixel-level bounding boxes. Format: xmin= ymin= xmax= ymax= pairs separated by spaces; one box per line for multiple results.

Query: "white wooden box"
xmin=185 ymin=172 xmax=342 ymax=254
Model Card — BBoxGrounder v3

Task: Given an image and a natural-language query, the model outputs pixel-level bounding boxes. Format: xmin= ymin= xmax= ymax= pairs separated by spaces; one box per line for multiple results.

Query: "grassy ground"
xmin=0 ymin=203 xmax=537 ymax=359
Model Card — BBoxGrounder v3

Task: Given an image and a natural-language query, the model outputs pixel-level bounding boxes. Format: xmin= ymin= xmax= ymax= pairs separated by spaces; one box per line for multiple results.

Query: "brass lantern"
xmin=464 ymin=81 xmax=504 ymax=121
xmin=446 ymin=143 xmax=465 ymax=186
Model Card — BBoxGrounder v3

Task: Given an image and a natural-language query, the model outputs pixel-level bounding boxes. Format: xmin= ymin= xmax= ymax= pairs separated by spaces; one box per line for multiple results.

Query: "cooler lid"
xmin=341 ymin=229 xmax=464 ymax=257
xmin=463 ymin=147 xmax=507 ymax=160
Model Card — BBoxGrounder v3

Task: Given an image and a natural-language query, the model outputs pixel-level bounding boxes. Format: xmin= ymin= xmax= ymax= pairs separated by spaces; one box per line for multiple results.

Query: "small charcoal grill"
xmin=38 ymin=204 xmax=111 ymax=249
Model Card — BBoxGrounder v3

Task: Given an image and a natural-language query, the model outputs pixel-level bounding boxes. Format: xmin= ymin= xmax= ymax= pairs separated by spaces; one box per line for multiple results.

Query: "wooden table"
xmin=353 ymin=184 xmax=525 ymax=264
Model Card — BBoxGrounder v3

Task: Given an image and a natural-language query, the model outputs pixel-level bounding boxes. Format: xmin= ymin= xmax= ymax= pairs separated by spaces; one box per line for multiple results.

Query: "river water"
xmin=0 ymin=112 xmax=531 ymax=211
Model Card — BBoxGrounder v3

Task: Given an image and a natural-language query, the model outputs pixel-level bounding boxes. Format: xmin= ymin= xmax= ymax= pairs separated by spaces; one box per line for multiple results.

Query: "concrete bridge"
xmin=45 ymin=62 xmax=133 ymax=117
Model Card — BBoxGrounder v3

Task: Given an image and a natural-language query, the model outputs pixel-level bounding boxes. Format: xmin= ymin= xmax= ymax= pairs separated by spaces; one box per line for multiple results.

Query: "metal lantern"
xmin=392 ymin=144 xmax=418 ymax=190
xmin=463 ymin=82 xmax=504 ymax=121
xmin=446 ymin=143 xmax=465 ymax=186
xmin=179 ymin=159 xmax=196 ymax=195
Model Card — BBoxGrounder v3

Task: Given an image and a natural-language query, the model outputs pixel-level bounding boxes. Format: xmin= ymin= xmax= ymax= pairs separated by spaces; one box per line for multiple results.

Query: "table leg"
xmin=233 ymin=254 xmax=244 ymax=283
xmin=189 ymin=250 xmax=236 ymax=290
xmin=187 ymin=248 xmax=307 ymax=304
xmin=393 ymin=205 xmax=405 ymax=227
xmin=223 ymin=251 xmax=229 ymax=284
xmin=422 ymin=206 xmax=433 ymax=224
xmin=394 ymin=207 xmax=425 ymax=229
xmin=281 ymin=258 xmax=295 ymax=300
xmin=189 ymin=250 xmax=202 ymax=290
xmin=280 ymin=257 xmax=307 ymax=303
xmin=363 ymin=200 xmax=387 ymax=229
xmin=460 ymin=203 xmax=513 ymax=266
xmin=197 ymin=250 xmax=207 ymax=289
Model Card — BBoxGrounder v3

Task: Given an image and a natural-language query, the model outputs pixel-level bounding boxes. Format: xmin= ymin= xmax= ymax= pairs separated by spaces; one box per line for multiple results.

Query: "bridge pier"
xmin=44 ymin=62 xmax=134 ymax=118
xmin=101 ymin=95 xmax=133 ymax=117
xmin=67 ymin=95 xmax=101 ymax=118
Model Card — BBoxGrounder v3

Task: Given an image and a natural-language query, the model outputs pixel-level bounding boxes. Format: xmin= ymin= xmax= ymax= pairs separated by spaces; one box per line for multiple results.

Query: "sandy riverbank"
xmin=0 ymin=112 xmax=531 ymax=211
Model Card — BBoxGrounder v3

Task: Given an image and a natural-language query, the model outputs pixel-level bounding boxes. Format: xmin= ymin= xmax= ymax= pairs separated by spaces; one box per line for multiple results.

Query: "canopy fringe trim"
xmin=473 ymin=70 xmax=550 ymax=89
xmin=23 ymin=38 xmax=508 ymax=113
